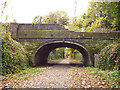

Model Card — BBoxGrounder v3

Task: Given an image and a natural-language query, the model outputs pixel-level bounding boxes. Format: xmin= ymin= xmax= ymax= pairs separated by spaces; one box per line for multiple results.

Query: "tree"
xmin=33 ymin=10 xmax=69 ymax=26
xmin=84 ymin=1 xmax=120 ymax=31
xmin=42 ymin=11 xmax=57 ymax=24
xmin=69 ymin=0 xmax=120 ymax=32
xmin=68 ymin=16 xmax=83 ymax=31
xmin=32 ymin=16 xmax=42 ymax=24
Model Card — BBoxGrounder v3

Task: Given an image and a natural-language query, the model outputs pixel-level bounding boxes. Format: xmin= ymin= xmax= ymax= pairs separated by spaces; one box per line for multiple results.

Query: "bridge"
xmin=7 ymin=23 xmax=120 ymax=66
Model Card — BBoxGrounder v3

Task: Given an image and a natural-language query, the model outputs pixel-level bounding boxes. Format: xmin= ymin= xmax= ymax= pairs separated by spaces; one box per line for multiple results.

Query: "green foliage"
xmin=98 ymin=43 xmax=120 ymax=70
xmin=33 ymin=10 xmax=69 ymax=26
xmin=1 ymin=23 xmax=29 ymax=75
xmin=86 ymin=1 xmax=120 ymax=31
xmin=69 ymin=1 xmax=120 ymax=32
xmin=2 ymin=35 xmax=29 ymax=75
xmin=66 ymin=48 xmax=80 ymax=59
xmin=48 ymin=48 xmax=65 ymax=60
xmin=68 ymin=17 xmax=83 ymax=31
xmin=48 ymin=47 xmax=83 ymax=62
xmin=32 ymin=16 xmax=42 ymax=24
xmin=1 ymin=0 xmax=31 ymax=75
xmin=1 ymin=1 xmax=29 ymax=75
xmin=4 ymin=1 xmax=7 ymax=7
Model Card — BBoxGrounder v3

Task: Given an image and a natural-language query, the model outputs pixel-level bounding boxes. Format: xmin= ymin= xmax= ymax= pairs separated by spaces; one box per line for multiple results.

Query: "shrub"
xmin=2 ymin=33 xmax=29 ymax=75
xmin=98 ymin=43 xmax=120 ymax=70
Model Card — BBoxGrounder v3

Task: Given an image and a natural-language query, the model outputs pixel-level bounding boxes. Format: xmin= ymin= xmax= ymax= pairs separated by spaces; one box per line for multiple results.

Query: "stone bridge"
xmin=7 ymin=23 xmax=120 ymax=66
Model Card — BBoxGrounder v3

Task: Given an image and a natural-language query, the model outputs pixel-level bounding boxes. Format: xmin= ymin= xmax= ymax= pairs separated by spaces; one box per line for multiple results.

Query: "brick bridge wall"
xmin=5 ymin=23 xmax=120 ymax=66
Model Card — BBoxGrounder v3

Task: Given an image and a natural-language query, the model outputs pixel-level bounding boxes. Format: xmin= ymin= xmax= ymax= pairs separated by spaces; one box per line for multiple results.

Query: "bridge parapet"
xmin=3 ymin=23 xmax=65 ymax=36
xmin=12 ymin=30 xmax=120 ymax=41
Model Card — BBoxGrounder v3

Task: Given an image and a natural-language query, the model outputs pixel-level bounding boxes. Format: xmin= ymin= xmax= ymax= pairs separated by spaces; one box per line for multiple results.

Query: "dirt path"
xmin=3 ymin=59 xmax=107 ymax=88
xmin=14 ymin=64 xmax=70 ymax=88
xmin=10 ymin=59 xmax=71 ymax=88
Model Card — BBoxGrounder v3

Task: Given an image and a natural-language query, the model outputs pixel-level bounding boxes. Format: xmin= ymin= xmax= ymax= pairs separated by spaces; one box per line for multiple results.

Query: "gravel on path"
xmin=12 ymin=60 xmax=71 ymax=88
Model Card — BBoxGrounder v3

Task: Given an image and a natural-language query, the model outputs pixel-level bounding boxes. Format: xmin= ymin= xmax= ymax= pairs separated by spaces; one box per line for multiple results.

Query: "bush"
xmin=98 ymin=43 xmax=120 ymax=70
xmin=2 ymin=33 xmax=29 ymax=75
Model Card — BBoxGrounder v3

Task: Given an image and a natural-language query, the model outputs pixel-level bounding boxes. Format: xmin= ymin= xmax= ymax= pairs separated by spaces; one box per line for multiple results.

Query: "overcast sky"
xmin=0 ymin=0 xmax=92 ymax=23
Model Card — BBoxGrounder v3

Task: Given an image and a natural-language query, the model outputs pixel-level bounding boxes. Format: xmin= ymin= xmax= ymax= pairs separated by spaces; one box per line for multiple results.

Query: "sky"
xmin=0 ymin=0 xmax=92 ymax=23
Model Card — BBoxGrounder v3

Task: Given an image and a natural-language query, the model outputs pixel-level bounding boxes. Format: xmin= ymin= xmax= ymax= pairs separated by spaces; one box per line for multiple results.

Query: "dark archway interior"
xmin=35 ymin=42 xmax=89 ymax=66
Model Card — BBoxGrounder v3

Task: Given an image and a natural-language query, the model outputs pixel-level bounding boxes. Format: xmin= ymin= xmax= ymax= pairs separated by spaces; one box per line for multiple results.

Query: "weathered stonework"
xmin=4 ymin=23 xmax=65 ymax=36
xmin=7 ymin=23 xmax=120 ymax=67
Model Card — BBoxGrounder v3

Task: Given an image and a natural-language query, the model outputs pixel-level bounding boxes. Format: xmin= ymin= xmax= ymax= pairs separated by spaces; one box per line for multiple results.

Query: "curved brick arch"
xmin=34 ymin=41 xmax=91 ymax=66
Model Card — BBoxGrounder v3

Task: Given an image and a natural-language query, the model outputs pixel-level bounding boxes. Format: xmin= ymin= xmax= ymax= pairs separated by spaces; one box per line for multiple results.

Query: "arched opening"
xmin=48 ymin=47 xmax=84 ymax=65
xmin=34 ymin=41 xmax=90 ymax=66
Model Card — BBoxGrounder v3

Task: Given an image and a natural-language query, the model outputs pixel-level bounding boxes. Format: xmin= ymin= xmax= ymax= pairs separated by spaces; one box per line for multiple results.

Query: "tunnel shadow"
xmin=47 ymin=63 xmax=84 ymax=67
xmin=35 ymin=60 xmax=85 ymax=67
xmin=35 ymin=59 xmax=85 ymax=68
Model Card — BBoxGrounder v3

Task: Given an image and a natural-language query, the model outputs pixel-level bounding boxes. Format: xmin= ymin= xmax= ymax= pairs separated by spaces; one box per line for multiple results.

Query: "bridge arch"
xmin=34 ymin=41 xmax=91 ymax=66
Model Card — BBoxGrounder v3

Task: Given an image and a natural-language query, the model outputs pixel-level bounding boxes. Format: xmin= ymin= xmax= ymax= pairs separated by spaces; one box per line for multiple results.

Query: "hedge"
xmin=2 ymin=34 xmax=29 ymax=75
xmin=98 ymin=43 xmax=120 ymax=70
